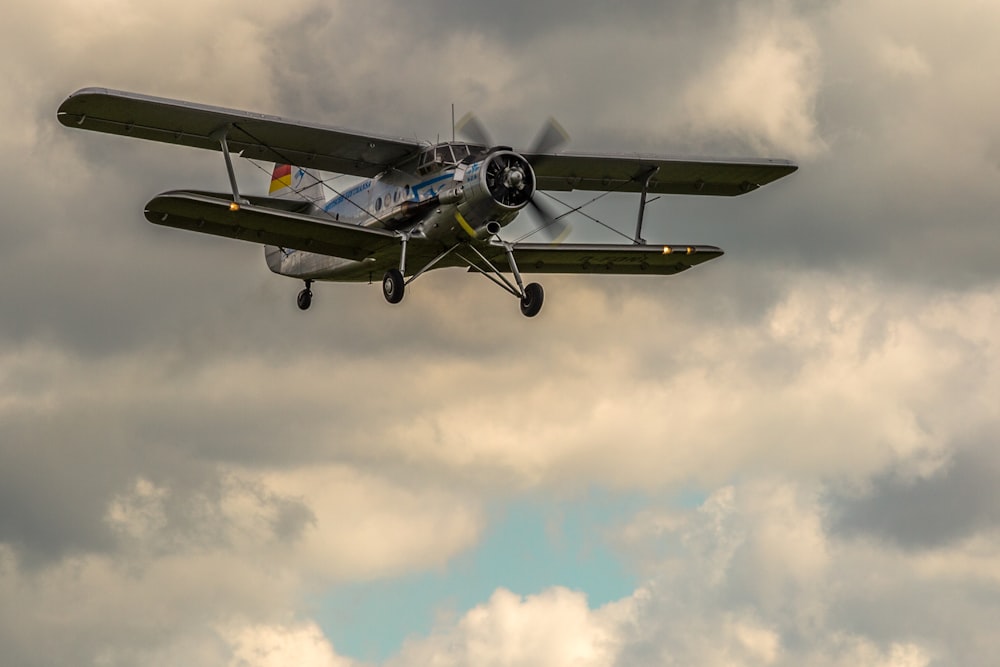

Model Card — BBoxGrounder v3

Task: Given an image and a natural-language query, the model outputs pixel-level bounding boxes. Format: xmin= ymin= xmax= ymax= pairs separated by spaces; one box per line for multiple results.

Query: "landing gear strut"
xmin=297 ymin=280 xmax=313 ymax=310
xmin=454 ymin=241 xmax=547 ymax=317
xmin=378 ymin=232 xmax=545 ymax=317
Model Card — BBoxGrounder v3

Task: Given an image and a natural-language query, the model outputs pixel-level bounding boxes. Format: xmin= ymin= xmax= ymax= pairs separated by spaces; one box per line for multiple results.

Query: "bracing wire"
xmin=232 ymin=122 xmax=388 ymax=225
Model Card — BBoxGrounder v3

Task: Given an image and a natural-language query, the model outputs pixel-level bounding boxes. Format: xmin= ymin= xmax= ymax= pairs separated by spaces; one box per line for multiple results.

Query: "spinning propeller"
xmin=456 ymin=112 xmax=571 ymax=242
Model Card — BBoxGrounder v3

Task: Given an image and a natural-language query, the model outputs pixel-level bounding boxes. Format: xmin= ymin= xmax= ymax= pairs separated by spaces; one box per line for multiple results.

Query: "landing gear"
xmin=375 ymin=233 xmax=545 ymax=317
xmin=519 ymin=282 xmax=544 ymax=317
xmin=297 ymin=280 xmax=313 ymax=310
xmin=382 ymin=268 xmax=404 ymax=304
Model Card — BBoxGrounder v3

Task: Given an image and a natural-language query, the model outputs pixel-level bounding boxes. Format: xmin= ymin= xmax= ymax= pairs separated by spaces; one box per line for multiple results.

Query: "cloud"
xmin=828 ymin=438 xmax=1000 ymax=549
xmin=223 ymin=622 xmax=355 ymax=667
xmin=389 ymin=587 xmax=622 ymax=667
xmin=385 ymin=481 xmax=978 ymax=666
xmin=682 ymin=12 xmax=825 ymax=157
xmin=3 ymin=0 xmax=1000 ymax=664
xmin=0 ymin=461 xmax=480 ymax=666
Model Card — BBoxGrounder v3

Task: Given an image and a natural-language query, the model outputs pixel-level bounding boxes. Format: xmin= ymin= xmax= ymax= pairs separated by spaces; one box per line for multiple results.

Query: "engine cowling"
xmin=458 ymin=150 xmax=536 ymax=223
xmin=408 ymin=150 xmax=536 ymax=240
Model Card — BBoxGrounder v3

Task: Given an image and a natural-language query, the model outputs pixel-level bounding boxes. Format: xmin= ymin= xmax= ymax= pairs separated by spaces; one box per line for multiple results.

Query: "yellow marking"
xmin=455 ymin=210 xmax=478 ymax=238
xmin=269 ymin=174 xmax=292 ymax=194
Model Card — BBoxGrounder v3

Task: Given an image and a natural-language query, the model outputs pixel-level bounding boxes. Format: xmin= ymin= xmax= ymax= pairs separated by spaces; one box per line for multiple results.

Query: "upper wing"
xmin=58 ymin=88 xmax=423 ymax=177
xmin=524 ymin=151 xmax=797 ymax=196
xmin=145 ymin=190 xmax=399 ymax=259
xmin=482 ymin=242 xmax=723 ymax=276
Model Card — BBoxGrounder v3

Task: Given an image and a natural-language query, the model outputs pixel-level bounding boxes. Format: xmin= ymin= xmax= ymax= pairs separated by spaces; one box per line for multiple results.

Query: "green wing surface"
xmin=524 ymin=151 xmax=797 ymax=195
xmin=59 ymin=88 xmax=423 ymax=177
xmin=145 ymin=190 xmax=398 ymax=259
xmin=484 ymin=242 xmax=723 ymax=275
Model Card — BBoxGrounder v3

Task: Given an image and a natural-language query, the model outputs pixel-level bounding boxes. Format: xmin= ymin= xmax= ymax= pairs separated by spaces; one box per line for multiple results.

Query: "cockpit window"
xmin=435 ymin=145 xmax=454 ymax=163
xmin=419 ymin=143 xmax=476 ymax=173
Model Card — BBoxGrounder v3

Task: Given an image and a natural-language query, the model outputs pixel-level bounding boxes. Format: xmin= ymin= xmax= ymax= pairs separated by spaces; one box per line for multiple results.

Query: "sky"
xmin=2 ymin=1 xmax=1000 ymax=665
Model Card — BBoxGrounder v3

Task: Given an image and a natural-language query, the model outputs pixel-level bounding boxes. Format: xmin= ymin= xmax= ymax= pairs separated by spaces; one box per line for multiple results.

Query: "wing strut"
xmin=633 ymin=166 xmax=660 ymax=245
xmin=210 ymin=126 xmax=246 ymax=208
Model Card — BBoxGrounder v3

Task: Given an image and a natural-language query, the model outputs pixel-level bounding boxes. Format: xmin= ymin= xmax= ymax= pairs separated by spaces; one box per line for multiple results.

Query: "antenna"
xmin=451 ymin=104 xmax=455 ymax=142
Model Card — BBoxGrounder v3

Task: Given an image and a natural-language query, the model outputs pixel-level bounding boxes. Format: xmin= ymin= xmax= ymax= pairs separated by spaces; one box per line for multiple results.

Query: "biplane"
xmin=57 ymin=88 xmax=796 ymax=317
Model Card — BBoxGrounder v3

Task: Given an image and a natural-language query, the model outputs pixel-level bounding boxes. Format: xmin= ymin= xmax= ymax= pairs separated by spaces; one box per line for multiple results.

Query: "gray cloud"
xmin=3 ymin=0 xmax=1000 ymax=664
xmin=828 ymin=437 xmax=1000 ymax=550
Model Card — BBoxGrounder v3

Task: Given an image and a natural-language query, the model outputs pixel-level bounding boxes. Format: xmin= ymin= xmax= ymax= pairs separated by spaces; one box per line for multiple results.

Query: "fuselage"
xmin=266 ymin=142 xmax=535 ymax=281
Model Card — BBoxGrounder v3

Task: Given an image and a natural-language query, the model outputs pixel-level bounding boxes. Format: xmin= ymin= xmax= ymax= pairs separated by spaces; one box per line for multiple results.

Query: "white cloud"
xmin=4 ymin=0 xmax=1000 ymax=664
xmin=262 ymin=465 xmax=483 ymax=581
xmin=683 ymin=15 xmax=825 ymax=157
xmin=391 ymin=587 xmax=622 ymax=667
xmin=384 ymin=479 xmax=958 ymax=665
xmin=223 ymin=622 xmax=354 ymax=667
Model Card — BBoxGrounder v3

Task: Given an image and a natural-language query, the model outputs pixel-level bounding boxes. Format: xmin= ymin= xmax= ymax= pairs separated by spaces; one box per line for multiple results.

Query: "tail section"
xmin=266 ymin=164 xmax=327 ymax=276
xmin=268 ymin=163 xmax=326 ymax=205
xmin=265 ymin=245 xmax=286 ymax=273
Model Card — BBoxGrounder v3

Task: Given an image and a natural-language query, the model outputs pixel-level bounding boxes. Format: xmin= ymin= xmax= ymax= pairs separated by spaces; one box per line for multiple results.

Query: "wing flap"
xmin=482 ymin=242 xmax=723 ymax=276
xmin=525 ymin=151 xmax=797 ymax=195
xmin=144 ymin=190 xmax=398 ymax=259
xmin=58 ymin=88 xmax=423 ymax=177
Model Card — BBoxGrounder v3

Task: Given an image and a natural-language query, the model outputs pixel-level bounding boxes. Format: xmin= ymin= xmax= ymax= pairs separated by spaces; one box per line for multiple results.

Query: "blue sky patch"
xmin=314 ymin=487 xmax=708 ymax=661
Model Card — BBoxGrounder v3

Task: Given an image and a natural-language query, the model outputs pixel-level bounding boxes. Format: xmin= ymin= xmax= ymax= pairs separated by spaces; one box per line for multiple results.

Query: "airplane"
xmin=57 ymin=88 xmax=797 ymax=317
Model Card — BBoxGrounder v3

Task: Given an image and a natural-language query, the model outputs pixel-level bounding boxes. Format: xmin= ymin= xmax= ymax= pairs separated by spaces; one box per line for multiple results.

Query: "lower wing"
xmin=144 ymin=190 xmax=398 ymax=260
xmin=483 ymin=242 xmax=723 ymax=276
xmin=144 ymin=190 xmax=722 ymax=277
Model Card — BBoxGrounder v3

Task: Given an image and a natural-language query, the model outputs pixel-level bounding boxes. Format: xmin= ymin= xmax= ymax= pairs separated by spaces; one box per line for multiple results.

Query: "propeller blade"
xmin=528 ymin=116 xmax=570 ymax=155
xmin=528 ymin=196 xmax=569 ymax=242
xmin=455 ymin=112 xmax=494 ymax=148
xmin=456 ymin=112 xmax=570 ymax=242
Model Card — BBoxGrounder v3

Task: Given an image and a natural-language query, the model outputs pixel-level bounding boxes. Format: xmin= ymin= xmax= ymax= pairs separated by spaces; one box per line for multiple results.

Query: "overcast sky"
xmin=3 ymin=1 xmax=1000 ymax=665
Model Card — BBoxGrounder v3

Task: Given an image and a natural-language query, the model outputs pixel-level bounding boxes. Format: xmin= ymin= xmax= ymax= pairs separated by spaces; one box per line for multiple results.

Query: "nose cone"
xmin=504 ymin=167 xmax=525 ymax=189
xmin=485 ymin=151 xmax=535 ymax=209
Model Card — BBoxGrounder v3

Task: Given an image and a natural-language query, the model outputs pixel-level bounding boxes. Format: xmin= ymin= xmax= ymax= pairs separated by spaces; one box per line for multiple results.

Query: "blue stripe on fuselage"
xmin=320 ymin=170 xmax=456 ymax=218
xmin=324 ymin=180 xmax=373 ymax=211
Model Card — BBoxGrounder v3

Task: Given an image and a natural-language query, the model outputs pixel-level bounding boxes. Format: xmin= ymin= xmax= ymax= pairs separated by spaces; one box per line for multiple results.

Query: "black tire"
xmin=520 ymin=282 xmax=544 ymax=317
xmin=382 ymin=269 xmax=405 ymax=304
xmin=296 ymin=289 xmax=313 ymax=311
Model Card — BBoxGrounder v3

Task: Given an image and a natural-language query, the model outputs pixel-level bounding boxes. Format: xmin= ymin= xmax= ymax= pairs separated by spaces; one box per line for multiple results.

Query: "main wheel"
xmin=382 ymin=268 xmax=405 ymax=304
xmin=519 ymin=282 xmax=544 ymax=317
xmin=296 ymin=288 xmax=313 ymax=311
